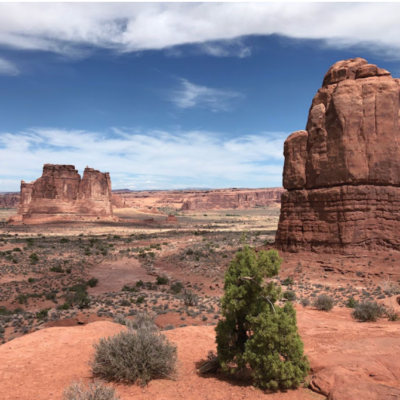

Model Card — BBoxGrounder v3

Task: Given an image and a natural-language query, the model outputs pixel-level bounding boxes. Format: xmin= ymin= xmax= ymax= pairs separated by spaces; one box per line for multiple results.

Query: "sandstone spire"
xmin=276 ymin=58 xmax=400 ymax=252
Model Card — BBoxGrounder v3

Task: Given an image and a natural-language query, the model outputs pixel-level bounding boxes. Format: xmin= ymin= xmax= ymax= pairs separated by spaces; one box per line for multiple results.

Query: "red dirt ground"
xmin=1 ymin=305 xmax=399 ymax=400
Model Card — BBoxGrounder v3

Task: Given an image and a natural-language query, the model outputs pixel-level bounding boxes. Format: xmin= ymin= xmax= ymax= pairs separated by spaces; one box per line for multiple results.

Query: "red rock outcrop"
xmin=181 ymin=188 xmax=284 ymax=211
xmin=276 ymin=58 xmax=400 ymax=252
xmin=166 ymin=214 xmax=178 ymax=223
xmin=0 ymin=193 xmax=20 ymax=209
xmin=18 ymin=164 xmax=114 ymax=222
xmin=111 ymin=188 xmax=284 ymax=211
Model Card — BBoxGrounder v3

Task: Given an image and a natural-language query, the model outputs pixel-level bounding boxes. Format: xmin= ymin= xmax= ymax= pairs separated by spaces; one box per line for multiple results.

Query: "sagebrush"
xmin=91 ymin=326 xmax=177 ymax=385
xmin=351 ymin=301 xmax=384 ymax=322
xmin=313 ymin=294 xmax=334 ymax=311
xmin=63 ymin=380 xmax=119 ymax=400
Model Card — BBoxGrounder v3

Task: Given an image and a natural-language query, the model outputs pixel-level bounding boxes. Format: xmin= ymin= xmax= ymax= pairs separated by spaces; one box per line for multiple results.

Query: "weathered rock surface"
xmin=111 ymin=188 xmax=284 ymax=211
xmin=181 ymin=188 xmax=284 ymax=211
xmin=18 ymin=164 xmax=114 ymax=222
xmin=0 ymin=193 xmax=20 ymax=209
xmin=276 ymin=58 xmax=400 ymax=252
xmin=166 ymin=214 xmax=178 ymax=223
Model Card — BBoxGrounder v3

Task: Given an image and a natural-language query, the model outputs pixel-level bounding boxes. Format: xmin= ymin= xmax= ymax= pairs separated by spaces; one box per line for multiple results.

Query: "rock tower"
xmin=18 ymin=164 xmax=113 ymax=222
xmin=275 ymin=58 xmax=400 ymax=252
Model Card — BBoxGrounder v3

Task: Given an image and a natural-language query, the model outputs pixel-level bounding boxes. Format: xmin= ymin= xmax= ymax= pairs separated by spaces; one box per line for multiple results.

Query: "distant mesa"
xmin=16 ymin=164 xmax=114 ymax=223
xmin=181 ymin=188 xmax=284 ymax=211
xmin=276 ymin=58 xmax=400 ymax=252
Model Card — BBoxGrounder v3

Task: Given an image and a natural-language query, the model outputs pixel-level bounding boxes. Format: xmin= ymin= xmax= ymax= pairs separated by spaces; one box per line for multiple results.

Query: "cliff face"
xmin=0 ymin=193 xmax=20 ymax=209
xmin=18 ymin=164 xmax=113 ymax=222
xmin=276 ymin=58 xmax=400 ymax=252
xmin=181 ymin=188 xmax=284 ymax=211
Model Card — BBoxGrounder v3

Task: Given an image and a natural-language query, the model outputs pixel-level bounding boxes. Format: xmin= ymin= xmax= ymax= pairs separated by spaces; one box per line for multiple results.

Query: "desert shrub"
xmin=346 ymin=297 xmax=358 ymax=308
xmin=183 ymin=290 xmax=198 ymax=307
xmin=314 ymin=294 xmax=334 ymax=311
xmin=130 ymin=312 xmax=157 ymax=331
xmin=29 ymin=253 xmax=39 ymax=264
xmin=122 ymin=285 xmax=137 ymax=292
xmin=119 ymin=299 xmax=131 ymax=307
xmin=163 ymin=324 xmax=175 ymax=331
xmin=156 ymin=276 xmax=169 ymax=285
xmin=170 ymin=281 xmax=183 ymax=294
xmin=63 ymin=380 xmax=119 ymax=400
xmin=66 ymin=288 xmax=91 ymax=309
xmin=60 ymin=238 xmax=70 ymax=244
xmin=45 ymin=292 xmax=57 ymax=301
xmin=57 ymin=302 xmax=71 ymax=310
xmin=385 ymin=307 xmax=400 ymax=322
xmin=115 ymin=312 xmax=157 ymax=331
xmin=87 ymin=278 xmax=99 ymax=288
xmin=136 ymin=296 xmax=145 ymax=304
xmin=50 ymin=266 xmax=64 ymax=273
xmin=283 ymin=290 xmax=296 ymax=301
xmin=380 ymin=279 xmax=400 ymax=296
xmin=16 ymin=293 xmax=28 ymax=304
xmin=91 ymin=326 xmax=177 ymax=385
xmin=300 ymin=298 xmax=310 ymax=308
xmin=281 ymin=277 xmax=294 ymax=286
xmin=215 ymin=246 xmax=309 ymax=391
xmin=352 ymin=301 xmax=384 ymax=322
xmin=36 ymin=308 xmax=50 ymax=320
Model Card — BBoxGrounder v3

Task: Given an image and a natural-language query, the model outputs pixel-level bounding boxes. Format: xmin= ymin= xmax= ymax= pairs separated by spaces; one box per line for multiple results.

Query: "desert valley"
xmin=1 ymin=57 xmax=400 ymax=400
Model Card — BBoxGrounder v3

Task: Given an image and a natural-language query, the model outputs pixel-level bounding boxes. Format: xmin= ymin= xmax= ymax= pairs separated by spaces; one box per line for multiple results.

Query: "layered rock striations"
xmin=276 ymin=58 xmax=400 ymax=252
xmin=18 ymin=164 xmax=113 ymax=222
xmin=0 ymin=193 xmax=20 ymax=209
xmin=181 ymin=188 xmax=284 ymax=211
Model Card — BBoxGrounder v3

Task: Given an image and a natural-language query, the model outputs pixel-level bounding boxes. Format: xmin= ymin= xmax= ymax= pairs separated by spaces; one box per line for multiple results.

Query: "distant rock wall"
xmin=181 ymin=188 xmax=284 ymax=211
xmin=18 ymin=164 xmax=113 ymax=222
xmin=276 ymin=58 xmax=400 ymax=252
xmin=0 ymin=193 xmax=20 ymax=209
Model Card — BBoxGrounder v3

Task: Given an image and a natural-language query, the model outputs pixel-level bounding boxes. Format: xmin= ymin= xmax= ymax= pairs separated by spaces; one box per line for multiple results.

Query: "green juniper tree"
xmin=215 ymin=244 xmax=309 ymax=390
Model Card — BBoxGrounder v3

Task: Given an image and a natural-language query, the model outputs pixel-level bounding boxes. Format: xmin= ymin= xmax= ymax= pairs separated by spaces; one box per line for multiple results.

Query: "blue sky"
xmin=1 ymin=3 xmax=400 ymax=192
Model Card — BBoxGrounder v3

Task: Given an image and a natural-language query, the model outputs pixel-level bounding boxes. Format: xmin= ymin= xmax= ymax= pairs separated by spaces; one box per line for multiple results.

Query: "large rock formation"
xmin=276 ymin=58 xmax=400 ymax=252
xmin=18 ymin=164 xmax=114 ymax=222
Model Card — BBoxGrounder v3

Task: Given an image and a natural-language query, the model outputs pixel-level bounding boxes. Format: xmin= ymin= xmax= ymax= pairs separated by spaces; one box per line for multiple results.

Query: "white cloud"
xmin=0 ymin=57 xmax=18 ymax=76
xmin=0 ymin=127 xmax=285 ymax=192
xmin=0 ymin=3 xmax=399 ymax=58
xmin=171 ymin=78 xmax=243 ymax=112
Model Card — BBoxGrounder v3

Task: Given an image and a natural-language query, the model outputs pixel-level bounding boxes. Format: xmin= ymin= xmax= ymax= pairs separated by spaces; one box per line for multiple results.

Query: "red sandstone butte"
xmin=276 ymin=58 xmax=400 ymax=252
xmin=18 ymin=164 xmax=114 ymax=223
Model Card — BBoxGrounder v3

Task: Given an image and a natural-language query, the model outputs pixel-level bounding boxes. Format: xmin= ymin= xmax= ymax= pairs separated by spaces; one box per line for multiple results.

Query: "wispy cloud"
xmin=0 ymin=3 xmax=399 ymax=58
xmin=196 ymin=41 xmax=252 ymax=58
xmin=171 ymin=79 xmax=243 ymax=112
xmin=0 ymin=127 xmax=285 ymax=191
xmin=0 ymin=57 xmax=18 ymax=76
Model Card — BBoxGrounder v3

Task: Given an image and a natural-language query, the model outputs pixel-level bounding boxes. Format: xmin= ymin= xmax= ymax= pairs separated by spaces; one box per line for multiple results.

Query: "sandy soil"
xmin=1 ymin=304 xmax=400 ymax=400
